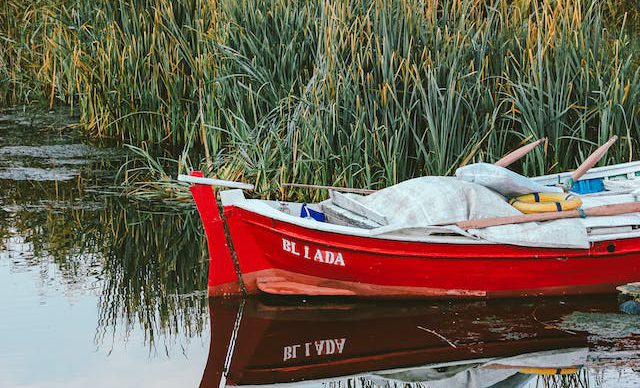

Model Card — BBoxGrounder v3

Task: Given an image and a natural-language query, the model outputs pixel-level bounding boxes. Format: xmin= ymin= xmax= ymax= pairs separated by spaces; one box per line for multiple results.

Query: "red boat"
xmin=181 ymin=161 xmax=640 ymax=299
xmin=200 ymin=296 xmax=626 ymax=387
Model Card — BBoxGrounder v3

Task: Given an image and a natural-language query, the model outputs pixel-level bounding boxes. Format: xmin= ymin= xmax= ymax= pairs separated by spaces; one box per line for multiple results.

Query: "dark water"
xmin=2 ymin=109 xmax=640 ymax=388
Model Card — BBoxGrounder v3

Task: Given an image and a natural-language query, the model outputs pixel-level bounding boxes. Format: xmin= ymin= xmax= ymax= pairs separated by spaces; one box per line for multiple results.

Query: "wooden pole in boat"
xmin=177 ymin=174 xmax=255 ymax=190
xmin=456 ymin=202 xmax=640 ymax=230
xmin=282 ymin=139 xmax=548 ymax=194
xmin=494 ymin=138 xmax=547 ymax=168
xmin=570 ymin=136 xmax=618 ymax=183
xmin=281 ymin=183 xmax=376 ymax=194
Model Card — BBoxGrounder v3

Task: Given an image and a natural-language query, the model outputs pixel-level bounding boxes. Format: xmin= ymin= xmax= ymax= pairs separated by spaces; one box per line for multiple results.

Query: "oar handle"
xmin=494 ymin=138 xmax=547 ymax=168
xmin=282 ymin=183 xmax=376 ymax=194
xmin=178 ymin=174 xmax=255 ymax=190
xmin=570 ymin=136 xmax=618 ymax=182
xmin=456 ymin=202 xmax=640 ymax=230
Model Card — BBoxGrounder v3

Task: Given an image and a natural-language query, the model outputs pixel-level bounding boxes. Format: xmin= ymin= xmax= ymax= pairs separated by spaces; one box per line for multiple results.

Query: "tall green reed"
xmin=218 ymin=0 xmax=640 ymax=199
xmin=2 ymin=0 xmax=639 ymax=201
xmin=0 ymin=0 xmax=63 ymax=106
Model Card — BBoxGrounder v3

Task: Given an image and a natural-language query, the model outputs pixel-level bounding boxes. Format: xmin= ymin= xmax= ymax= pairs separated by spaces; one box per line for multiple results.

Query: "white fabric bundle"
xmin=455 ymin=163 xmax=563 ymax=197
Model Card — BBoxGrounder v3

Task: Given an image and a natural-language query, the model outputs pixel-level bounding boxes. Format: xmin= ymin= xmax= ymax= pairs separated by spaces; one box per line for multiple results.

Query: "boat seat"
xmin=320 ymin=201 xmax=382 ymax=229
xmin=320 ymin=190 xmax=389 ymax=229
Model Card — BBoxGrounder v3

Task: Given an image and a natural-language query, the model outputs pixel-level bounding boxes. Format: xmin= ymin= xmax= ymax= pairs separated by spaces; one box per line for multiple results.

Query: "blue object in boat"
xmin=620 ymin=300 xmax=640 ymax=315
xmin=300 ymin=204 xmax=326 ymax=222
xmin=570 ymin=177 xmax=605 ymax=194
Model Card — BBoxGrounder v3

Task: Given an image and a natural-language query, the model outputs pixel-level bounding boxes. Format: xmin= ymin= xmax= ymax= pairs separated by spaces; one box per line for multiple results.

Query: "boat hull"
xmin=214 ymin=205 xmax=640 ymax=298
xmin=185 ymin=171 xmax=640 ymax=299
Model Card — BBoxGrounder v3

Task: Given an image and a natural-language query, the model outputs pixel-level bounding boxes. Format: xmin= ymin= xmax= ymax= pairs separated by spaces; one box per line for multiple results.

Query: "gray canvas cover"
xmin=353 ymin=177 xmax=589 ymax=249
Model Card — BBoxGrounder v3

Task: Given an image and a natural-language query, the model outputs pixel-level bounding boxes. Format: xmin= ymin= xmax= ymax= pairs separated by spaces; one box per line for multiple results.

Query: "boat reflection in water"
xmin=199 ymin=296 xmax=639 ymax=387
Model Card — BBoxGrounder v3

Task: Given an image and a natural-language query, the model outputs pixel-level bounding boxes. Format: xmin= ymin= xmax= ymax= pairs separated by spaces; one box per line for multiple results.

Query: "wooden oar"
xmin=281 ymin=183 xmax=375 ymax=194
xmin=494 ymin=138 xmax=547 ymax=168
xmin=283 ymin=139 xmax=548 ymax=194
xmin=570 ymin=136 xmax=618 ymax=182
xmin=456 ymin=202 xmax=640 ymax=230
xmin=177 ymin=174 xmax=255 ymax=190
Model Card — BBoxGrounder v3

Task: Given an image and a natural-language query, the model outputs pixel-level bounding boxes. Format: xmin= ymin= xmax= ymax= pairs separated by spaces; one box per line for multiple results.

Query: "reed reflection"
xmin=94 ymin=200 xmax=209 ymax=351
xmin=1 ymin=160 xmax=209 ymax=354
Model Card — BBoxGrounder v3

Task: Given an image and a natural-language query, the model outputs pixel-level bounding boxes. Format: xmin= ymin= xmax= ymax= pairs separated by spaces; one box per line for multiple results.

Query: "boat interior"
xmin=220 ymin=161 xmax=640 ymax=246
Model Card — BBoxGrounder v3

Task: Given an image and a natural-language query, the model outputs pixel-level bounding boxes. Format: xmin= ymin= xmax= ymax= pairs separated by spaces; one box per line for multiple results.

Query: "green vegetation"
xmin=0 ymin=1 xmax=60 ymax=106
xmin=2 ymin=0 xmax=639 ymax=200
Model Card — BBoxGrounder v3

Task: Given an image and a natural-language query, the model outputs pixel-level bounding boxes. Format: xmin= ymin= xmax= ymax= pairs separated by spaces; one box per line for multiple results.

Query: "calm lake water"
xmin=2 ymin=109 xmax=640 ymax=388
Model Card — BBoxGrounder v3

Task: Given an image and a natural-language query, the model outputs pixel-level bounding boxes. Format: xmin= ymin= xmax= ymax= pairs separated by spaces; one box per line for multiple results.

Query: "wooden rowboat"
xmin=181 ymin=161 xmax=640 ymax=299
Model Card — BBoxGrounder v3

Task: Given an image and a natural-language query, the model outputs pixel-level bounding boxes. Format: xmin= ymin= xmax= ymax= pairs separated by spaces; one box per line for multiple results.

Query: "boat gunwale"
xmin=215 ymin=159 xmax=640 ymax=247
xmin=531 ymin=160 xmax=640 ymax=185
xmin=224 ymin=197 xmax=640 ymax=249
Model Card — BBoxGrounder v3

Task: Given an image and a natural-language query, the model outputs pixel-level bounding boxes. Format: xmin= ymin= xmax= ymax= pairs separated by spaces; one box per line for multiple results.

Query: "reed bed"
xmin=2 ymin=0 xmax=639 ymax=200
xmin=0 ymin=0 xmax=62 ymax=106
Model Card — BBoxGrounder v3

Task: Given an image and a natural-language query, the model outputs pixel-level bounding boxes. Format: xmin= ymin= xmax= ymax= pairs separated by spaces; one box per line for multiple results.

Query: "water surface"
xmin=0 ymin=109 xmax=209 ymax=387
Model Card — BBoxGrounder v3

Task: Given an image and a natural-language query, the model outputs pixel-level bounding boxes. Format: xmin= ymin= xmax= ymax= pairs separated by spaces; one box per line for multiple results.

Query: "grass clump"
xmin=2 ymin=0 xmax=639 ymax=200
xmin=0 ymin=0 xmax=63 ymax=106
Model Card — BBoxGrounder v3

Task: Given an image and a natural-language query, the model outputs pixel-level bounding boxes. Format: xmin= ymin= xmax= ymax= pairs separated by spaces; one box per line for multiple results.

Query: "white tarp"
xmin=456 ymin=163 xmax=564 ymax=197
xmin=353 ymin=176 xmax=589 ymax=249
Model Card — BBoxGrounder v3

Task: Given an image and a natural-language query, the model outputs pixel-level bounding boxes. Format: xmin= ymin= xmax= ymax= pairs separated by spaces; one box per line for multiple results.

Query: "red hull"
xmin=188 ymin=175 xmax=640 ymax=298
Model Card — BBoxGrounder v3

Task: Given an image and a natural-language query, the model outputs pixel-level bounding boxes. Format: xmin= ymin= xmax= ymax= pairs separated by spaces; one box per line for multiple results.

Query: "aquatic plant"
xmin=2 ymin=0 xmax=639 ymax=200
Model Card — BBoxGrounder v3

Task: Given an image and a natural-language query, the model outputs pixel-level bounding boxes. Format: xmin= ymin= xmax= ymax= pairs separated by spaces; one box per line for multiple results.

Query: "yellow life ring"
xmin=508 ymin=192 xmax=582 ymax=214
xmin=519 ymin=367 xmax=580 ymax=375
